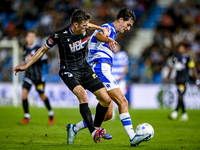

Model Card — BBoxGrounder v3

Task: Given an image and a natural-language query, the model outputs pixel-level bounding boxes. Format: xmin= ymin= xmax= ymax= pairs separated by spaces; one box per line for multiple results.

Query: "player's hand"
xmin=13 ymin=65 xmax=27 ymax=76
xmin=108 ymin=39 xmax=118 ymax=51
xmin=102 ymin=28 xmax=110 ymax=37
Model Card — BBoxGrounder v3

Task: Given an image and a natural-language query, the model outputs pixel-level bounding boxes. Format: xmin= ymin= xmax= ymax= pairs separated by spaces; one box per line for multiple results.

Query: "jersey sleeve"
xmin=45 ymin=32 xmax=60 ymax=48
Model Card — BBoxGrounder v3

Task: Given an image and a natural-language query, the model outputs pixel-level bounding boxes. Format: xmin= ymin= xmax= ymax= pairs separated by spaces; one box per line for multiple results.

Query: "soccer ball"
xmin=135 ymin=123 xmax=154 ymax=141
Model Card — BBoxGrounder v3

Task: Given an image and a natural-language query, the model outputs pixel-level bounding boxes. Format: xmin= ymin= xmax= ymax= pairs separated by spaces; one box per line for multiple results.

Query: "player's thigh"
xmin=93 ymin=87 xmax=111 ymax=107
xmin=107 ymin=87 xmax=127 ymax=106
xmin=73 ymin=85 xmax=88 ymax=104
xmin=22 ymin=80 xmax=31 ymax=100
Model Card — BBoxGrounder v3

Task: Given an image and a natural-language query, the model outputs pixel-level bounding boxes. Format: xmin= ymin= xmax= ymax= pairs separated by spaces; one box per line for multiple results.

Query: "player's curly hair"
xmin=70 ymin=9 xmax=91 ymax=25
xmin=117 ymin=7 xmax=136 ymax=22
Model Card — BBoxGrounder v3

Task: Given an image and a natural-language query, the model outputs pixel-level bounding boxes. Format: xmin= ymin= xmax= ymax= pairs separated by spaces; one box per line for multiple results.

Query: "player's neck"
xmin=113 ymin=20 xmax=119 ymax=32
xmin=27 ymin=43 xmax=35 ymax=48
xmin=71 ymin=26 xmax=81 ymax=35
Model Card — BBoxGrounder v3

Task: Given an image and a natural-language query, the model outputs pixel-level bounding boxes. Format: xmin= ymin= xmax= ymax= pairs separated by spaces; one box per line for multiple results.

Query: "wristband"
xmin=196 ymin=79 xmax=200 ymax=85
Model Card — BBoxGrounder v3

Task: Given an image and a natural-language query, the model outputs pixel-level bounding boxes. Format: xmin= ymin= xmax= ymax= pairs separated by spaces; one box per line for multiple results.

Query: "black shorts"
xmin=22 ymin=77 xmax=45 ymax=94
xmin=176 ymin=83 xmax=186 ymax=94
xmin=59 ymin=64 xmax=104 ymax=93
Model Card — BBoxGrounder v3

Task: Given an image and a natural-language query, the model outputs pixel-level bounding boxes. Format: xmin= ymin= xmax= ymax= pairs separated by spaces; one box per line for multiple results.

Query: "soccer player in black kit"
xmin=165 ymin=43 xmax=200 ymax=121
xmin=13 ymin=9 xmax=113 ymax=144
xmin=20 ymin=29 xmax=54 ymax=125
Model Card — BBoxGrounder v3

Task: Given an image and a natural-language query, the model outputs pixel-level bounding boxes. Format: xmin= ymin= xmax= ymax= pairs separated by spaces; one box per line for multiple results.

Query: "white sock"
xmin=91 ymin=129 xmax=96 ymax=137
xmin=48 ymin=110 xmax=54 ymax=116
xmin=24 ymin=113 xmax=30 ymax=119
xmin=74 ymin=114 xmax=96 ymax=132
xmin=119 ymin=112 xmax=135 ymax=140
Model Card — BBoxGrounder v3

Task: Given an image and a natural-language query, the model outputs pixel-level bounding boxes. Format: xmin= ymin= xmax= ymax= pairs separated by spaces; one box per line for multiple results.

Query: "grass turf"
xmin=0 ymin=107 xmax=200 ymax=150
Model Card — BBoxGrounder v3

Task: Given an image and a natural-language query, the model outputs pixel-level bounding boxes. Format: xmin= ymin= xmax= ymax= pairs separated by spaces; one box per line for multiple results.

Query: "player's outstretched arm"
xmin=13 ymin=44 xmax=49 ymax=76
xmin=88 ymin=23 xmax=109 ymax=37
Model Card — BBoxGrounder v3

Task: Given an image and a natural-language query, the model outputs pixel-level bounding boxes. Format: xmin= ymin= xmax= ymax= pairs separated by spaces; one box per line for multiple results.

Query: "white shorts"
xmin=92 ymin=63 xmax=119 ymax=91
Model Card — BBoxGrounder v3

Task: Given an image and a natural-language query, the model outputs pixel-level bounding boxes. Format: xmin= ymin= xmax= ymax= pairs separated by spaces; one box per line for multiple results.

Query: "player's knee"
xmin=40 ymin=93 xmax=47 ymax=100
xmin=79 ymin=94 xmax=88 ymax=103
xmin=22 ymin=94 xmax=27 ymax=100
xmin=103 ymin=96 xmax=111 ymax=107
xmin=119 ymin=97 xmax=129 ymax=109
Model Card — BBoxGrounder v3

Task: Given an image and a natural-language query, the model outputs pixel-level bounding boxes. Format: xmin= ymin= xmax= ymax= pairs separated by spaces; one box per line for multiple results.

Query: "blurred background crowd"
xmin=1 ymin=0 xmax=200 ymax=85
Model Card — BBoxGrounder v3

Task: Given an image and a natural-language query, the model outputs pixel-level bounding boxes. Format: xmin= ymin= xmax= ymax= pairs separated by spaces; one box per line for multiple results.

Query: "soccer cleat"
xmin=168 ymin=111 xmax=178 ymax=120
xmin=179 ymin=113 xmax=189 ymax=121
xmin=93 ymin=128 xmax=105 ymax=143
xmin=130 ymin=134 xmax=151 ymax=147
xmin=102 ymin=131 xmax=112 ymax=140
xmin=20 ymin=118 xmax=30 ymax=125
xmin=48 ymin=115 xmax=54 ymax=125
xmin=67 ymin=124 xmax=77 ymax=145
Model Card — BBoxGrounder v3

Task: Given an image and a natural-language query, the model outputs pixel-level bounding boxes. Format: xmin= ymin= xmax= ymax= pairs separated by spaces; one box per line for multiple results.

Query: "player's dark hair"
xmin=117 ymin=7 xmax=136 ymax=22
xmin=27 ymin=29 xmax=37 ymax=36
xmin=176 ymin=42 xmax=186 ymax=49
xmin=70 ymin=9 xmax=91 ymax=25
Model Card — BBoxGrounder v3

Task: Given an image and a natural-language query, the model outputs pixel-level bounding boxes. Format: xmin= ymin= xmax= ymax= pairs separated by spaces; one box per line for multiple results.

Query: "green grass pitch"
xmin=0 ymin=107 xmax=200 ymax=150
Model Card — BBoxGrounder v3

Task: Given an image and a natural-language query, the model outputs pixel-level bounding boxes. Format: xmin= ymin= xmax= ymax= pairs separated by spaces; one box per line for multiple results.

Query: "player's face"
xmin=178 ymin=45 xmax=185 ymax=54
xmin=25 ymin=32 xmax=36 ymax=46
xmin=119 ymin=18 xmax=134 ymax=33
xmin=76 ymin=20 xmax=89 ymax=34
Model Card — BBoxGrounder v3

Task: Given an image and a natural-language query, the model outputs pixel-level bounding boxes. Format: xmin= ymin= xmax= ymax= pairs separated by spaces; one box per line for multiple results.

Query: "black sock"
xmin=175 ymin=100 xmax=181 ymax=111
xmin=79 ymin=103 xmax=95 ymax=133
xmin=44 ymin=98 xmax=52 ymax=111
xmin=180 ymin=100 xmax=185 ymax=113
xmin=22 ymin=99 xmax=29 ymax=114
xmin=94 ymin=103 xmax=108 ymax=127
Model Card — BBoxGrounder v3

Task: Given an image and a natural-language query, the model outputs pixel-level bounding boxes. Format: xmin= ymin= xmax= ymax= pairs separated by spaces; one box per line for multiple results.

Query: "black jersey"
xmin=23 ymin=43 xmax=47 ymax=80
xmin=171 ymin=53 xmax=195 ymax=84
xmin=45 ymin=25 xmax=88 ymax=70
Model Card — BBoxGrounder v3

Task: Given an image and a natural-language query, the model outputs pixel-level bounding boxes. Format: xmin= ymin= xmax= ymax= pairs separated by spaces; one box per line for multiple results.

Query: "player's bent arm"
xmin=88 ymin=23 xmax=109 ymax=37
xmin=95 ymin=32 xmax=111 ymax=43
xmin=13 ymin=44 xmax=49 ymax=75
xmin=95 ymin=32 xmax=118 ymax=50
xmin=165 ymin=67 xmax=173 ymax=84
xmin=25 ymin=44 xmax=49 ymax=69
xmin=118 ymin=65 xmax=128 ymax=82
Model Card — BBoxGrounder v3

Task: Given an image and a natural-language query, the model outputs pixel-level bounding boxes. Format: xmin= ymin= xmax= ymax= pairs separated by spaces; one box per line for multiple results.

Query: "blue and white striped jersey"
xmin=87 ymin=23 xmax=117 ymax=66
xmin=112 ymin=51 xmax=129 ymax=80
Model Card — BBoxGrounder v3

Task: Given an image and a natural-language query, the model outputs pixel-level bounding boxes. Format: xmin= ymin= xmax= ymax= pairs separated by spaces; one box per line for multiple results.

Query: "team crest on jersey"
xmin=54 ymin=34 xmax=59 ymax=38
xmin=69 ymin=38 xmax=87 ymax=52
xmin=106 ymin=84 xmax=111 ymax=88
xmin=64 ymin=72 xmax=73 ymax=77
xmin=48 ymin=38 xmax=54 ymax=45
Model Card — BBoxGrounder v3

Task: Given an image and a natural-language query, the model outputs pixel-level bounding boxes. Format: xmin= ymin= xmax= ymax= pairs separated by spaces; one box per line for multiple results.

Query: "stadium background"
xmin=0 ymin=0 xmax=200 ymax=109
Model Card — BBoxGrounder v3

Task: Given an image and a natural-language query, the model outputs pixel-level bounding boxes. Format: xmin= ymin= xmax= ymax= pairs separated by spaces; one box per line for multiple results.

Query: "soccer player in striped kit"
xmin=67 ymin=7 xmax=151 ymax=147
